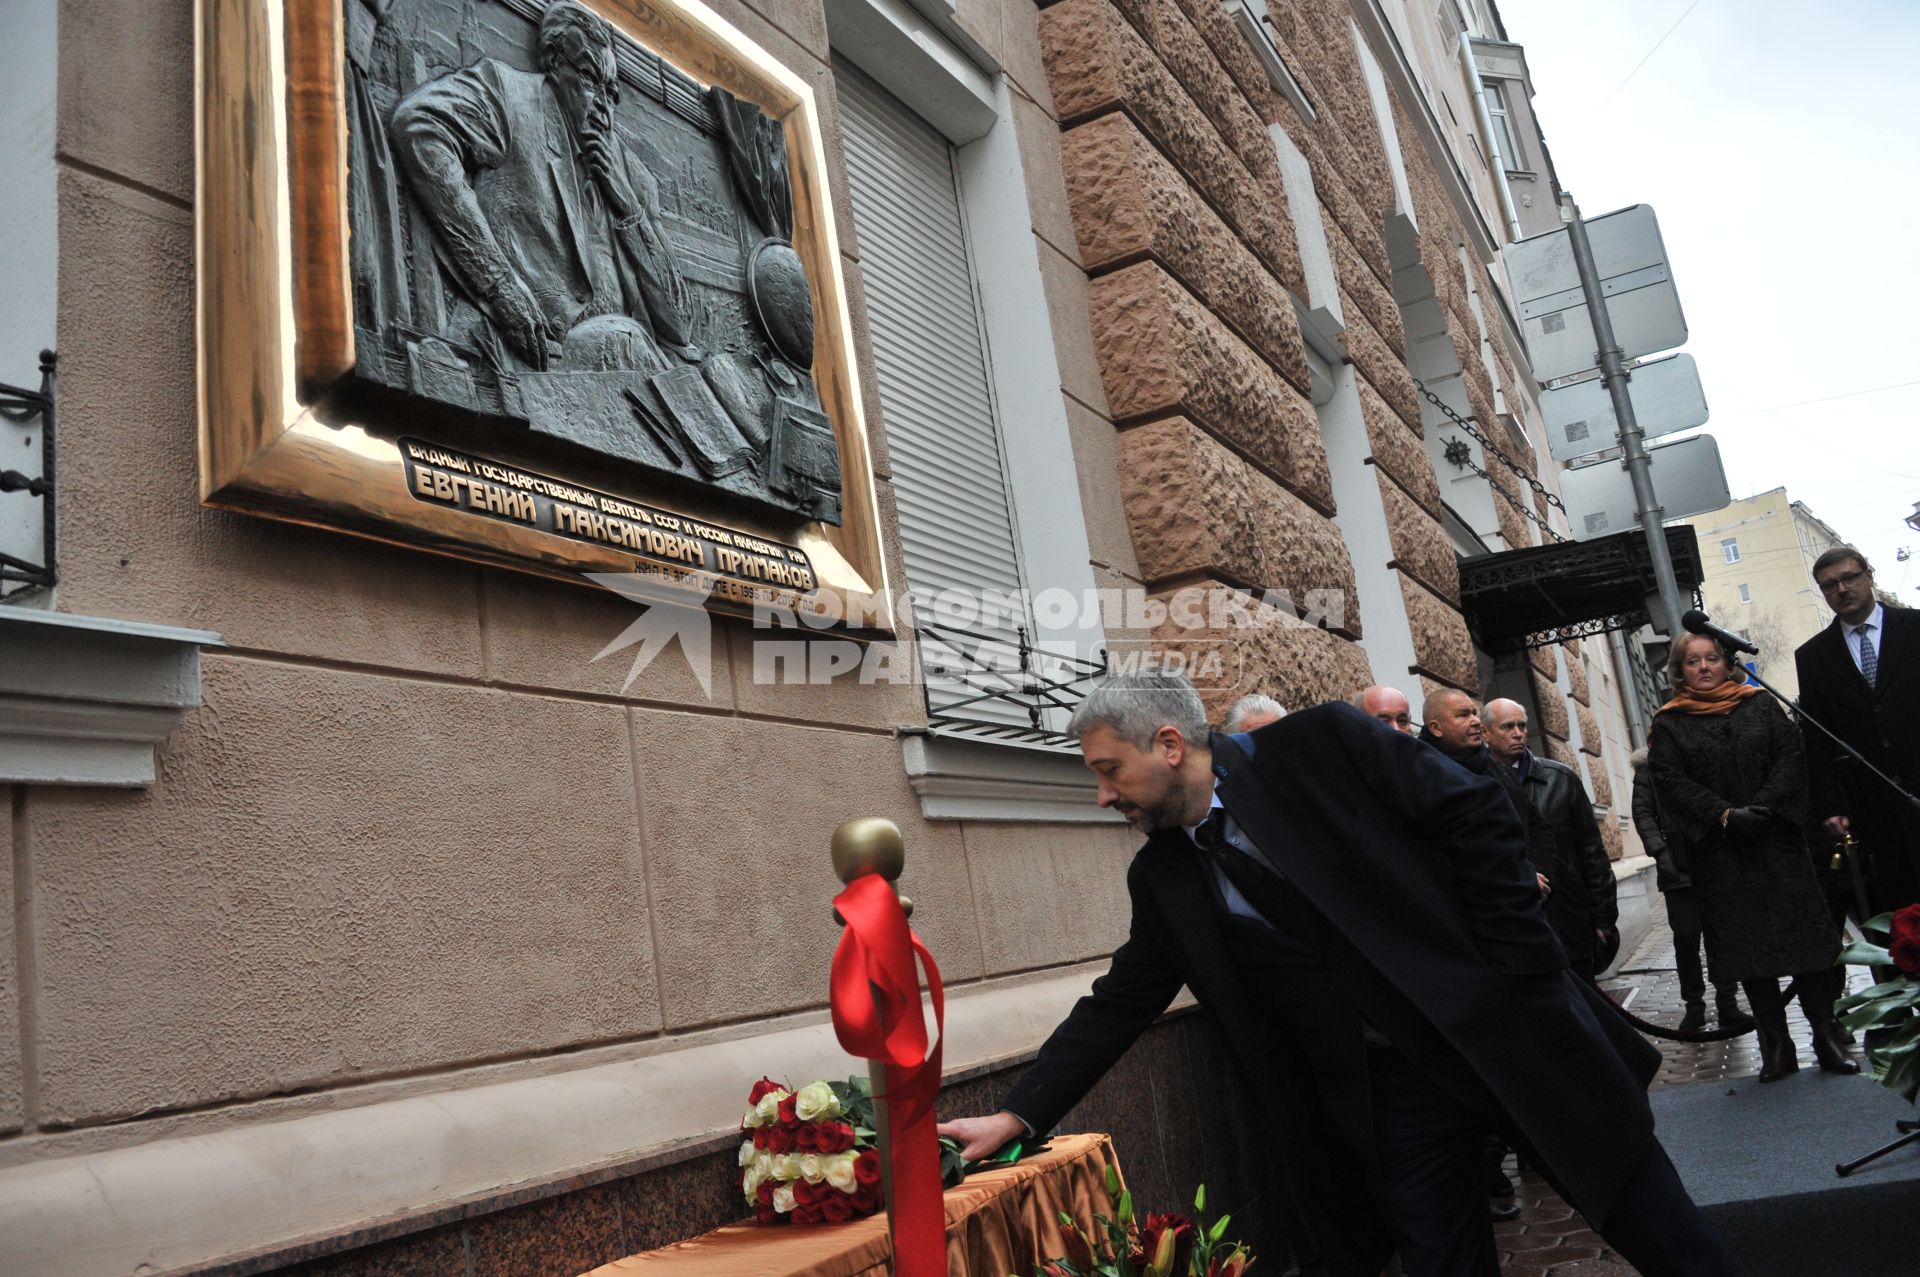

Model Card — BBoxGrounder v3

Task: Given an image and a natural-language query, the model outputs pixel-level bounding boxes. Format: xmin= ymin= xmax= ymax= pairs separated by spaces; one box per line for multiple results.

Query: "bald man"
xmin=1484 ymin=698 xmax=1620 ymax=978
xmin=1421 ymin=689 xmax=1559 ymax=904
xmin=1352 ymin=684 xmax=1415 ymax=734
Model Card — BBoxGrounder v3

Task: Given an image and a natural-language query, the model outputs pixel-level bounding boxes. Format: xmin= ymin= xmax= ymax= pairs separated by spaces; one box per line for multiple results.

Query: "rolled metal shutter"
xmin=834 ymin=60 xmax=1037 ymax=728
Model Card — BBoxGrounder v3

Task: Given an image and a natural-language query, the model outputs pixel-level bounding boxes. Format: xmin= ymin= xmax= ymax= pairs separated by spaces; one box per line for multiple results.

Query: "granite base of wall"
xmin=209 ymin=1008 xmax=1292 ymax=1277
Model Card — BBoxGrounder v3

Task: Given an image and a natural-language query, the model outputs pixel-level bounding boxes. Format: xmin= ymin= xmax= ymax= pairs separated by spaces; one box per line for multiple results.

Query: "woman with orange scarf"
xmin=1648 ymin=634 xmax=1855 ymax=1082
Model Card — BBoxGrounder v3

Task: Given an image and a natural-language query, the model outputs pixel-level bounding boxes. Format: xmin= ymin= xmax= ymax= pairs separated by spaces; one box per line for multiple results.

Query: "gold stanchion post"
xmin=829 ymin=818 xmax=914 ymax=1248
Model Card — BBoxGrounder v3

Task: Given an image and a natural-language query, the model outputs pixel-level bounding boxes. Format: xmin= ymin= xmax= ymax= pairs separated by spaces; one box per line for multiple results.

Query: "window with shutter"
xmin=834 ymin=59 xmax=1039 ymax=729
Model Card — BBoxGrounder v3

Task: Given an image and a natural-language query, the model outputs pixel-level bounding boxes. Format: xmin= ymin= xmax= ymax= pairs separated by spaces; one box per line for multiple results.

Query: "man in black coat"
xmin=1793 ymin=547 xmax=1920 ymax=914
xmin=1484 ymin=697 xmax=1621 ymax=979
xmin=938 ymin=672 xmax=1739 ymax=1277
xmin=1417 ymin=689 xmax=1557 ymax=907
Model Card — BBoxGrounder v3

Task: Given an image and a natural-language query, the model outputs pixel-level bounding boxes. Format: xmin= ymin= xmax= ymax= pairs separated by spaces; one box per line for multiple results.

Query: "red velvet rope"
xmin=830 ymin=873 xmax=946 ymax=1277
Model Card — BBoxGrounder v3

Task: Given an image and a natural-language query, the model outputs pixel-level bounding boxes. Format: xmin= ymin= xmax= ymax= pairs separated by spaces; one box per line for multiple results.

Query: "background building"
xmin=1681 ymin=487 xmax=1852 ymax=699
xmin=0 ymin=0 xmax=1678 ymax=1272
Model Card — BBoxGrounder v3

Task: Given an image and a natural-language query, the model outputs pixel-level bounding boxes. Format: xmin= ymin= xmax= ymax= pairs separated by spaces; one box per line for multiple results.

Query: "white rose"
xmin=753 ymin=1091 xmax=788 ymax=1125
xmin=738 ymin=1140 xmax=756 ymax=1167
xmin=793 ymin=1080 xmax=841 ymax=1121
xmin=825 ymin=1151 xmax=860 ymax=1193
xmin=742 ymin=1163 xmax=764 ymax=1200
xmin=742 ymin=1107 xmax=763 ymax=1129
xmin=771 ymin=1153 xmax=801 ymax=1181
xmin=798 ymin=1153 xmax=826 ymax=1183
xmin=772 ymin=1183 xmax=797 ymax=1213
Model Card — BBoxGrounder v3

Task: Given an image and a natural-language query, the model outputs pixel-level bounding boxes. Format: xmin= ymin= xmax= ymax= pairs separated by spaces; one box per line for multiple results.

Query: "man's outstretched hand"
xmin=936 ymin=1111 xmax=1026 ymax=1160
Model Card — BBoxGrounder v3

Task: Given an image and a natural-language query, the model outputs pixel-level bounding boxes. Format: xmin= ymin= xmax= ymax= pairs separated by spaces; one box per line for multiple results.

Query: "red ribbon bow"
xmin=830 ymin=873 xmax=946 ymax=1276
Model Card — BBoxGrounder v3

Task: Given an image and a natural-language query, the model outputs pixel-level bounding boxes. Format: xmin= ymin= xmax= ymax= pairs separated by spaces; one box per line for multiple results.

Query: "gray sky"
xmin=1499 ymin=0 xmax=1920 ymax=605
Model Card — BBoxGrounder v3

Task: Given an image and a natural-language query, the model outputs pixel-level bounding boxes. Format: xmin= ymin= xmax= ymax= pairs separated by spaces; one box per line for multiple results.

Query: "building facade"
xmin=1 ymin=1 xmax=1662 ymax=1272
xmin=1682 ymin=487 xmax=1852 ymax=701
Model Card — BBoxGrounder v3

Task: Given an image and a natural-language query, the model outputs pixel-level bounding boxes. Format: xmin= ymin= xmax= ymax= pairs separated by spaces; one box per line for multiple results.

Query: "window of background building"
xmin=1738 ymin=582 xmax=1752 ymax=604
xmin=1722 ymin=537 xmax=1742 ymax=564
xmin=1481 ymin=79 xmax=1522 ymax=171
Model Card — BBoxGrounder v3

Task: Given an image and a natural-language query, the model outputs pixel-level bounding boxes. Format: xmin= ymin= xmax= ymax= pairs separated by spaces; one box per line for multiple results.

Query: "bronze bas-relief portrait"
xmin=344 ymin=0 xmax=841 ymax=524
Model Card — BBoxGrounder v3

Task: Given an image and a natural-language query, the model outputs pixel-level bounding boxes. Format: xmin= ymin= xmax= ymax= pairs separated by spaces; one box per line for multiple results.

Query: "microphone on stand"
xmin=1680 ymin=608 xmax=1759 ymax=655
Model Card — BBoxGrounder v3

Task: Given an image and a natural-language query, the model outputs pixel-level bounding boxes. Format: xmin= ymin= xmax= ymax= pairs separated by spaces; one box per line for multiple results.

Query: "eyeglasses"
xmin=1818 ymin=570 xmax=1867 ymax=593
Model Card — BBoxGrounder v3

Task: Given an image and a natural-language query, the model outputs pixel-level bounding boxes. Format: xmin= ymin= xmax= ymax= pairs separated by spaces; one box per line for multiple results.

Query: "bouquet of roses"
xmin=738 ymin=1076 xmax=886 ymax=1224
xmin=1039 ymin=1166 xmax=1253 ymax=1277
xmin=1837 ymin=902 xmax=1920 ymax=1104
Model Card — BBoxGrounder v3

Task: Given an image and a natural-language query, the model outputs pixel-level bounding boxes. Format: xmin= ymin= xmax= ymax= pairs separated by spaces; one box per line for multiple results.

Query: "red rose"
xmin=827 ymin=1122 xmax=858 ymax=1153
xmin=756 ymin=1181 xmax=774 ymax=1206
xmin=752 ymin=1128 xmax=767 ymax=1150
xmin=1889 ymin=904 xmax=1920 ymax=975
xmin=794 ymin=1178 xmax=819 ymax=1206
xmin=854 ymin=1149 xmax=883 ymax=1186
xmin=778 ymin=1096 xmax=800 ymax=1126
xmin=851 ymin=1185 xmax=880 ymax=1215
xmin=820 ymin=1193 xmax=854 ymax=1224
xmin=794 ymin=1203 xmax=824 ymax=1225
xmin=755 ymin=1203 xmax=778 ymax=1225
xmin=748 ymin=1078 xmax=784 ymax=1104
xmin=764 ymin=1127 xmax=794 ymax=1154
xmin=794 ymin=1124 xmax=819 ymax=1153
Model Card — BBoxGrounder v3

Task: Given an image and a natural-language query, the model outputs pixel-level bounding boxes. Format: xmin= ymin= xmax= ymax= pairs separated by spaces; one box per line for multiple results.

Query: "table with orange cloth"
xmin=581 ymin=1133 xmax=1122 ymax=1277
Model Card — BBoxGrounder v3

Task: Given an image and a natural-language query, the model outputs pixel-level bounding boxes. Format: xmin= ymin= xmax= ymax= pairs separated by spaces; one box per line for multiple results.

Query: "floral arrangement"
xmin=738 ymin=1077 xmax=885 ymax=1224
xmin=1039 ymin=1166 xmax=1253 ymax=1277
xmin=1837 ymin=903 xmax=1920 ymax=1104
xmin=737 ymin=1075 xmax=969 ymax=1225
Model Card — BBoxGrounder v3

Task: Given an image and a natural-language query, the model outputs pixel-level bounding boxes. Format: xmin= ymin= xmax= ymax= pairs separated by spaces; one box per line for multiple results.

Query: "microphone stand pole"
xmin=1736 ymin=661 xmax=1920 ymax=824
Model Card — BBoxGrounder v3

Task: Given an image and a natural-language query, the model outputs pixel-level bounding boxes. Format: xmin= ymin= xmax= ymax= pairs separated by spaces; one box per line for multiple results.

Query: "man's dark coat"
xmin=1003 ymin=704 xmax=1659 ymax=1269
xmin=1793 ymin=606 xmax=1920 ymax=908
xmin=1516 ymin=752 xmax=1620 ymax=966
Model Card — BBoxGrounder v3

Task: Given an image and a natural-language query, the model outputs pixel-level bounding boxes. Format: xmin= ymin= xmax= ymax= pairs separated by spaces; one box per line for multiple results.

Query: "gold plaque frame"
xmin=195 ymin=0 xmax=892 ymax=633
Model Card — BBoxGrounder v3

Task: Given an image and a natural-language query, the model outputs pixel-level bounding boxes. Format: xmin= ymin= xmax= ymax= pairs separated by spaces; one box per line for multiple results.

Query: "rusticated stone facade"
xmin=1532 ymin=668 xmax=1572 ymax=740
xmin=1047 ymin=0 xmax=1495 ymax=703
xmin=1566 ymin=649 xmax=1592 ymax=704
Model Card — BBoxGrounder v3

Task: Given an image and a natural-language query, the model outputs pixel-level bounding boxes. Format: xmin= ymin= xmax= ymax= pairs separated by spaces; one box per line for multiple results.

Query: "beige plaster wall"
xmin=14 ymin=0 xmax=1142 ymax=1172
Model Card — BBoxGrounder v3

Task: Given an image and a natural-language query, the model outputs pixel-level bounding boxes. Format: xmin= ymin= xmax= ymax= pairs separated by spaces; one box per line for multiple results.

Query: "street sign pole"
xmin=1563 ymin=193 xmax=1686 ymax=635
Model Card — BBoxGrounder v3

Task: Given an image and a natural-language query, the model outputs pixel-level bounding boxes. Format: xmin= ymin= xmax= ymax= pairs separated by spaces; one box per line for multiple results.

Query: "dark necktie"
xmin=1195 ymin=809 xmax=1310 ymax=937
xmin=1858 ymin=622 xmax=1879 ymax=688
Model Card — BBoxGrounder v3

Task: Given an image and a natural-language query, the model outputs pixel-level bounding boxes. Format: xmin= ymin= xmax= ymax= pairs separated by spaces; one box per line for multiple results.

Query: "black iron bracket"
xmin=0 ymin=349 xmax=57 ymax=594
xmin=916 ymin=622 xmax=1108 ymax=745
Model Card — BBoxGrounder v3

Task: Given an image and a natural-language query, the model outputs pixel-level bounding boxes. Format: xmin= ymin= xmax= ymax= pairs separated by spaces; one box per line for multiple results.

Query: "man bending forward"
xmin=938 ymin=672 xmax=1737 ymax=1277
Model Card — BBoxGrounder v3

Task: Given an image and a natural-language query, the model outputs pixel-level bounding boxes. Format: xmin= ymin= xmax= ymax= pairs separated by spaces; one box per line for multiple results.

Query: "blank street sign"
xmin=1561 ymin=433 xmax=1729 ymax=540
xmin=1506 ymin=205 xmax=1688 ymax=382
xmin=1540 ymin=354 xmax=1710 ymax=461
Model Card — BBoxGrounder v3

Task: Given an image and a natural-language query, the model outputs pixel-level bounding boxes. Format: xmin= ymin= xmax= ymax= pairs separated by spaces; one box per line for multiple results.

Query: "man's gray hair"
xmin=1224 ymin=693 xmax=1287 ymax=731
xmin=1068 ymin=670 xmax=1209 ymax=749
xmin=541 ymin=1 xmax=615 ymax=71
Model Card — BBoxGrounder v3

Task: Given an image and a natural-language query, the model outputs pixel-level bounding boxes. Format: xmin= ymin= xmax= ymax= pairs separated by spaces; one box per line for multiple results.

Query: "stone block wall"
xmin=1043 ymin=0 xmax=1501 ymax=701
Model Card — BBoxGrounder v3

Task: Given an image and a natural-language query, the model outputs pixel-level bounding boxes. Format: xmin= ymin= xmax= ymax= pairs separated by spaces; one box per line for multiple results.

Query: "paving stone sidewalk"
xmin=1489 ymin=893 xmax=1869 ymax=1276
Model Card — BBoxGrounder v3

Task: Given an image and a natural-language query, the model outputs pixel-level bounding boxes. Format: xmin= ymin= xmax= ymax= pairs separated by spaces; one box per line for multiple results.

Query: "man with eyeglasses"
xmin=1793 ymin=547 xmax=1920 ymax=914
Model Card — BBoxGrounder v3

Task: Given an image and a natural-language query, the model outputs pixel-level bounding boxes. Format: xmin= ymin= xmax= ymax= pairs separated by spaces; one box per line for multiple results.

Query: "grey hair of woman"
xmin=1067 ymin=670 xmax=1210 ymax=749
xmin=1224 ymin=693 xmax=1287 ymax=732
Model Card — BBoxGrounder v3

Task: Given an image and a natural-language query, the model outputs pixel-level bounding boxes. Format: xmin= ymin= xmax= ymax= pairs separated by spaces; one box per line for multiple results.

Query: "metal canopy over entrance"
xmin=1460 ymin=525 xmax=1704 ymax=653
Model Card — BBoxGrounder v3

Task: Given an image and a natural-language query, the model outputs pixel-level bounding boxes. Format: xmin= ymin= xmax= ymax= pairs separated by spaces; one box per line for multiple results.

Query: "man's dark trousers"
xmin=1367 ymin=1041 xmax=1740 ymax=1277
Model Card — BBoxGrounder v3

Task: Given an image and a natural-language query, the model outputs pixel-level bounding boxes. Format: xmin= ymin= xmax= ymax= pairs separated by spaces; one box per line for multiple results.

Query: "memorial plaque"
xmin=197 ymin=0 xmax=889 ymax=630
